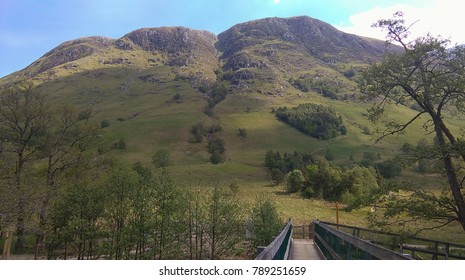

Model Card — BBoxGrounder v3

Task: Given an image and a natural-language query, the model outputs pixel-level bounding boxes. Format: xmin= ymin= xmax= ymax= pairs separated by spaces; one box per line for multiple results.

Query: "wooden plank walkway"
xmin=289 ymin=239 xmax=323 ymax=260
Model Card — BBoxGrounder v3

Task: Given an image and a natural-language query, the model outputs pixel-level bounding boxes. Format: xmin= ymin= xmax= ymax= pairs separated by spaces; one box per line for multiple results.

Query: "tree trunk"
xmin=435 ymin=125 xmax=465 ymax=231
xmin=13 ymin=151 xmax=28 ymax=253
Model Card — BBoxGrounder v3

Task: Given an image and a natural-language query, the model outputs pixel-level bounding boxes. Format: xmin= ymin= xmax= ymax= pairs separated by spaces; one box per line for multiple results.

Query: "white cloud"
xmin=335 ymin=0 xmax=465 ymax=46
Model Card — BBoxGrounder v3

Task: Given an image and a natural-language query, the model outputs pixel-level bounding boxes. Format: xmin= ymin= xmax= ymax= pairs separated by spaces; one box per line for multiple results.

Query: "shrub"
xmin=100 ymin=119 xmax=110 ymax=128
xmin=117 ymin=138 xmax=126 ymax=149
xmin=375 ymin=159 xmax=403 ymax=178
xmin=238 ymin=128 xmax=247 ymax=138
xmin=190 ymin=123 xmax=205 ymax=143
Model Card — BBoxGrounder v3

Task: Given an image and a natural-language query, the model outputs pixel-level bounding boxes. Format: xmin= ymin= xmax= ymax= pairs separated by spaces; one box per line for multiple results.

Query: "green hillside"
xmin=2 ymin=16 xmax=464 ymax=245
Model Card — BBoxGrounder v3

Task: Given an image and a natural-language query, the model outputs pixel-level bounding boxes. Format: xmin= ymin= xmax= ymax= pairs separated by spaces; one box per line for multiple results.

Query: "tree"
xmin=375 ymin=159 xmax=403 ymax=178
xmin=37 ymin=105 xmax=100 ymax=251
xmin=360 ymin=12 xmax=465 ymax=232
xmin=207 ymin=136 xmax=225 ymax=164
xmin=286 ymin=169 xmax=305 ymax=193
xmin=46 ymin=180 xmax=105 ymax=260
xmin=0 ymin=81 xmax=50 ymax=252
xmin=152 ymin=149 xmax=170 ymax=168
xmin=250 ymin=197 xmax=282 ymax=247
xmin=152 ymin=169 xmax=183 ymax=259
xmin=204 ymin=184 xmax=243 ymax=259
xmin=103 ymin=164 xmax=139 ymax=259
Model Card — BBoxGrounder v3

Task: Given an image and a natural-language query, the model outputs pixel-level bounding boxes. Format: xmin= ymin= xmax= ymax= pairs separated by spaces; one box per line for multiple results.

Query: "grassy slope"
xmin=5 ymin=36 xmax=465 ymax=243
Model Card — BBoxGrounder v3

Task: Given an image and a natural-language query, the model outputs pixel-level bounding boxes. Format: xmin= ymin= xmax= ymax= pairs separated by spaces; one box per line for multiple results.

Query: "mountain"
xmin=1 ymin=16 xmax=420 ymax=182
xmin=5 ymin=16 xmax=396 ymax=85
xmin=216 ymin=16 xmax=398 ymax=95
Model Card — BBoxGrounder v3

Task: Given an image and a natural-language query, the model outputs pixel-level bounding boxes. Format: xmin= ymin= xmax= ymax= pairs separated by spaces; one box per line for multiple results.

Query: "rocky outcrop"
xmin=125 ymin=27 xmax=216 ymax=53
xmin=124 ymin=27 xmax=218 ymax=66
xmin=30 ymin=36 xmax=114 ymax=74
xmin=217 ymin=16 xmax=397 ymax=63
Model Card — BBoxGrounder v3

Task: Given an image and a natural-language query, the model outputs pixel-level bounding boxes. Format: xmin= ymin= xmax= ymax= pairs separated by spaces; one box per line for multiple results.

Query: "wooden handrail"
xmin=255 ymin=219 xmax=293 ymax=260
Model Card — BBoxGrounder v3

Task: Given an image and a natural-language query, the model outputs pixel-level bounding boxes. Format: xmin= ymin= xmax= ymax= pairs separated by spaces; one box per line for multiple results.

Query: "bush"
xmin=375 ymin=159 xmax=403 ymax=178
xmin=189 ymin=123 xmax=205 ymax=143
xmin=152 ymin=149 xmax=170 ymax=168
xmin=207 ymin=136 xmax=225 ymax=155
xmin=100 ymin=119 xmax=110 ymax=128
xmin=343 ymin=69 xmax=356 ymax=79
xmin=117 ymin=138 xmax=126 ymax=149
xmin=209 ymin=150 xmax=223 ymax=164
xmin=238 ymin=128 xmax=247 ymax=138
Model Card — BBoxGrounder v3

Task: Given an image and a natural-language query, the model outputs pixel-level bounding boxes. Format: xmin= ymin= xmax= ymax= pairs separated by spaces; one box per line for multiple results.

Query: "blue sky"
xmin=0 ymin=0 xmax=460 ymax=78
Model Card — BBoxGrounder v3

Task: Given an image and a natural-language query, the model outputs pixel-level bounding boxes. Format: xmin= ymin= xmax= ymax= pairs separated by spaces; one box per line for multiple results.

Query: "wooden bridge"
xmin=255 ymin=219 xmax=465 ymax=260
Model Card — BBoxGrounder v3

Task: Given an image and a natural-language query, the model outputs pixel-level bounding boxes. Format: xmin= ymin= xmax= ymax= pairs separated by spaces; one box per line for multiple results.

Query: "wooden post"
xmin=336 ymin=202 xmax=339 ymax=227
xmin=2 ymin=229 xmax=13 ymax=260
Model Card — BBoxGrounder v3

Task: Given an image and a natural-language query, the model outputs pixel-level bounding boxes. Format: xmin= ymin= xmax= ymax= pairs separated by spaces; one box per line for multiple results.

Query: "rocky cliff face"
xmin=215 ymin=16 xmax=399 ymax=94
xmin=124 ymin=27 xmax=218 ymax=67
xmin=26 ymin=36 xmax=114 ymax=75
xmin=217 ymin=16 xmax=393 ymax=63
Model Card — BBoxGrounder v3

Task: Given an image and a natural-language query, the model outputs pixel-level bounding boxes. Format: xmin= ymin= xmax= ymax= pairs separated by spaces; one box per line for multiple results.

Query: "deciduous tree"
xmin=360 ymin=12 xmax=465 ymax=232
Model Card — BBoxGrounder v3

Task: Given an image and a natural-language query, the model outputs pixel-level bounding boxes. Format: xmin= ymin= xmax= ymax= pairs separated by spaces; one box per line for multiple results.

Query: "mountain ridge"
xmin=2 ymin=15 xmax=399 ymax=84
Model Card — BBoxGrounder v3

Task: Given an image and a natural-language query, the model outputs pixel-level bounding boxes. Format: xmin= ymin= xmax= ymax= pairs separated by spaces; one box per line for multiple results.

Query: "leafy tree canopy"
xmin=275 ymin=103 xmax=346 ymax=140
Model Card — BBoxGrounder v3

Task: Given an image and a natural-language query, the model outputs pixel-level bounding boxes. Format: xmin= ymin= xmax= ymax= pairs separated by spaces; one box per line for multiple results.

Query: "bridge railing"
xmin=320 ymin=221 xmax=465 ymax=260
xmin=255 ymin=219 xmax=293 ymax=260
xmin=313 ymin=220 xmax=412 ymax=260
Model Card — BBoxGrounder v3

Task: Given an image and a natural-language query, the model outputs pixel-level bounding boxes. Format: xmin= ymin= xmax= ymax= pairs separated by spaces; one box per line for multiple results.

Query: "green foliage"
xmin=264 ymin=150 xmax=315 ymax=174
xmin=117 ymin=138 xmax=126 ymax=149
xmin=305 ymin=161 xmax=378 ymax=203
xmin=286 ymin=169 xmax=305 ymax=193
xmin=103 ymin=163 xmax=140 ymax=259
xmin=152 ymin=149 xmax=170 ymax=168
xmin=325 ymin=148 xmax=335 ymax=161
xmin=275 ymin=103 xmax=347 ymax=140
xmin=189 ymin=123 xmax=205 ymax=143
xmin=343 ymin=68 xmax=356 ymax=79
xmin=209 ymin=150 xmax=223 ymax=164
xmin=172 ymin=93 xmax=181 ymax=102
xmin=205 ymin=184 xmax=243 ymax=259
xmin=269 ymin=168 xmax=285 ymax=186
xmin=290 ymin=77 xmax=312 ymax=92
xmin=375 ymin=159 xmax=403 ymax=178
xmin=0 ymin=81 xmax=101 ymax=253
xmin=238 ymin=128 xmax=247 ymax=139
xmin=46 ymin=161 xmax=248 ymax=260
xmin=47 ymin=181 xmax=106 ymax=260
xmin=100 ymin=119 xmax=110 ymax=128
xmin=78 ymin=109 xmax=92 ymax=121
xmin=341 ymin=166 xmax=380 ymax=209
xmin=362 ymin=11 xmax=465 ymax=232
xmin=363 ymin=182 xmax=461 ymax=236
xmin=207 ymin=135 xmax=225 ymax=164
xmin=204 ymin=83 xmax=229 ymax=116
xmin=250 ymin=197 xmax=283 ymax=247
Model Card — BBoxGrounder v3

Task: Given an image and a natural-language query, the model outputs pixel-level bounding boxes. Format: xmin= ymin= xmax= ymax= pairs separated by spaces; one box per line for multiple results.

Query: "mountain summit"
xmin=217 ymin=16 xmax=390 ymax=61
xmin=4 ymin=16 xmax=396 ymax=86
